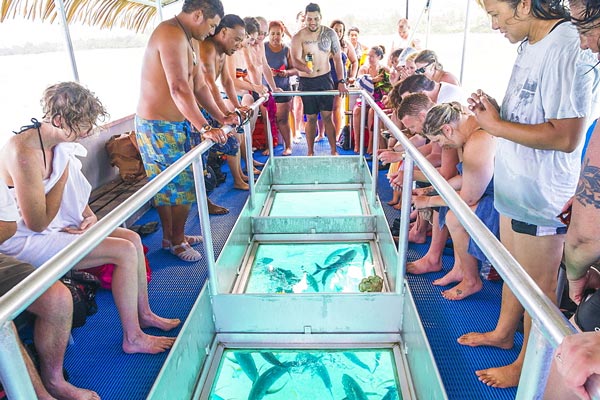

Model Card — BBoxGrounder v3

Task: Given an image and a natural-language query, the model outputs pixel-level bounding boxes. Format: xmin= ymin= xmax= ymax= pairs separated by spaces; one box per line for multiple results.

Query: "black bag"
xmin=337 ymin=125 xmax=352 ymax=151
xmin=60 ymin=271 xmax=101 ymax=329
xmin=391 ymin=217 xmax=401 ymax=236
xmin=204 ymin=165 xmax=217 ymax=193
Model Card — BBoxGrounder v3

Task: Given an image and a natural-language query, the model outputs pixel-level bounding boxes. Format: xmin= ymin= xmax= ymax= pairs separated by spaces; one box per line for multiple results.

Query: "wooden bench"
xmin=89 ymin=176 xmax=150 ymax=227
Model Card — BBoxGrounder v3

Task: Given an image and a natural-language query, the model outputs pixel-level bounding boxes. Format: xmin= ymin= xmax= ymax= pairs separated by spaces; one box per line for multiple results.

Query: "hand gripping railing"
xmin=0 ymin=97 xmax=268 ymax=400
xmin=358 ymin=92 xmax=600 ymax=399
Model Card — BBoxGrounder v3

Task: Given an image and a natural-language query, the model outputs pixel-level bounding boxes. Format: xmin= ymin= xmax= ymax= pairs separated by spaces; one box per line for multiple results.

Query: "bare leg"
xmin=332 ymin=96 xmax=343 ymax=139
xmin=276 ymin=100 xmax=292 ymax=155
xmin=74 ymin=229 xmax=178 ymax=354
xmin=440 ymin=210 xmax=483 ymax=300
xmin=352 ymin=105 xmax=361 ymax=153
xmin=408 ymin=211 xmax=446 ymax=274
xmin=293 ymin=96 xmax=304 ymax=140
xmin=316 ymin=116 xmax=325 ymax=141
xmin=28 ymin=283 xmax=100 ymax=400
xmin=459 ymin=216 xmax=564 ymax=388
xmin=321 ymin=111 xmax=338 ymax=156
xmin=227 ymin=155 xmax=249 ymax=190
xmin=408 ymin=212 xmax=430 ymax=244
xmin=305 ymin=114 xmax=318 ymax=156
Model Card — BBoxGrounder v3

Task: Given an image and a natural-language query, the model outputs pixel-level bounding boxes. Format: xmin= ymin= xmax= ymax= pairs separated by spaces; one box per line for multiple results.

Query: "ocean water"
xmin=245 ymin=242 xmax=375 ymax=293
xmin=209 ymin=348 xmax=400 ymax=400
xmin=269 ymin=191 xmax=363 ymax=216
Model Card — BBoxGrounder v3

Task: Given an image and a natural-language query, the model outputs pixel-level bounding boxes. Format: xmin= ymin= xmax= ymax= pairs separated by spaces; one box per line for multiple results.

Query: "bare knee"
xmin=29 ymin=281 xmax=72 ymax=317
xmin=445 ymin=210 xmax=463 ymax=234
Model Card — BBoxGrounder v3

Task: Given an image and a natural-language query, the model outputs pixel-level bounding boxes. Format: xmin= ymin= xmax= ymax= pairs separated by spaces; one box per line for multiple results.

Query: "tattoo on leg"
xmin=576 ymin=158 xmax=600 ymax=209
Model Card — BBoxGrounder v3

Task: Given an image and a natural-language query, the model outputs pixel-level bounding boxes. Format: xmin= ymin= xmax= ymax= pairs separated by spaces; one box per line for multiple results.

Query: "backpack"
xmin=60 ymin=271 xmax=101 ymax=329
xmin=337 ymin=125 xmax=352 ymax=151
xmin=106 ymin=132 xmax=146 ymax=183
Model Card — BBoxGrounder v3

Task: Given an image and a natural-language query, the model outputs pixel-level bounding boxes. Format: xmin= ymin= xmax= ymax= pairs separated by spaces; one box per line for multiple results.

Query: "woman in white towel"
xmin=0 ymin=82 xmax=180 ymax=354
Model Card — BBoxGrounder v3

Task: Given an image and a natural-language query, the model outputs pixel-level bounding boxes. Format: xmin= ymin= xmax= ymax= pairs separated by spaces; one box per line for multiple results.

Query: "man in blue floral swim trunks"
xmin=136 ymin=0 xmax=237 ymax=262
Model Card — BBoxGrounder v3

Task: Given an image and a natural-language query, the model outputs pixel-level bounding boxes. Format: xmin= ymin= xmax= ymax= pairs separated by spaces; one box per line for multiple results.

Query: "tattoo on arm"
xmin=318 ymin=28 xmax=339 ymax=53
xmin=575 ymin=158 xmax=600 ymax=209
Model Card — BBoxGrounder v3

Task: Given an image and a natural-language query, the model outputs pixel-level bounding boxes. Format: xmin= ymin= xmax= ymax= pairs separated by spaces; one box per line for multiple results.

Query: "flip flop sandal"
xmin=170 ymin=242 xmax=202 ymax=262
xmin=162 ymin=235 xmax=204 ymax=250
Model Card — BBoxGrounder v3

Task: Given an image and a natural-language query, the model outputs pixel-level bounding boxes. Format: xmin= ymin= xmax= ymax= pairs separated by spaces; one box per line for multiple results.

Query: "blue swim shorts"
xmin=134 ymin=115 xmax=198 ymax=206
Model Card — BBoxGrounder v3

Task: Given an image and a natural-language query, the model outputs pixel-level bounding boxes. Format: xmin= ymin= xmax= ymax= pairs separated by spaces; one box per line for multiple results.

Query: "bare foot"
xmin=475 ymin=361 xmax=522 ymax=388
xmin=282 ymin=148 xmax=292 ymax=156
xmin=353 ymin=148 xmax=359 ymax=153
xmin=407 ymin=256 xmax=442 ymax=274
xmin=262 ymin=149 xmax=270 ymax=156
xmin=45 ymin=382 xmax=100 ymax=400
xmin=140 ymin=313 xmax=181 ymax=331
xmin=122 ymin=332 xmax=176 ymax=354
xmin=241 ymin=174 xmax=249 ymax=182
xmin=441 ymin=279 xmax=483 ymax=300
xmin=408 ymin=225 xmax=427 ymax=244
xmin=315 ymin=135 xmax=326 ymax=142
xmin=433 ymin=265 xmax=463 ymax=286
xmin=307 ymin=152 xmax=314 ymax=156
xmin=387 ymin=200 xmax=398 ymax=206
xmin=393 ymin=203 xmax=402 ymax=210
xmin=331 ymin=151 xmax=339 ymax=156
xmin=208 ymin=202 xmax=229 ymax=215
xmin=253 ymin=168 xmax=261 ymax=175
xmin=457 ymin=331 xmax=514 ymax=349
xmin=234 ymin=181 xmax=250 ymax=190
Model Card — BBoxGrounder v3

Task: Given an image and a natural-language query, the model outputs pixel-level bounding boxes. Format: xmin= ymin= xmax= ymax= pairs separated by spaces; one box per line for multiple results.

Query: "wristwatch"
xmin=337 ymin=78 xmax=346 ymax=85
xmin=200 ymin=124 xmax=213 ymax=134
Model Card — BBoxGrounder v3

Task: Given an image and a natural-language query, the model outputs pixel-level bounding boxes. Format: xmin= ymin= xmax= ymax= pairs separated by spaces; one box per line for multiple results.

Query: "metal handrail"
xmin=0 ymin=96 xmax=266 ymax=399
xmin=359 ymin=92 xmax=599 ymax=398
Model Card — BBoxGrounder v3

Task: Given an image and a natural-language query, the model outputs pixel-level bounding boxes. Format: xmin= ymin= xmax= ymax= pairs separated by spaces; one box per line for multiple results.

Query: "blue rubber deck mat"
xmin=61 ymin=134 xmax=521 ymax=399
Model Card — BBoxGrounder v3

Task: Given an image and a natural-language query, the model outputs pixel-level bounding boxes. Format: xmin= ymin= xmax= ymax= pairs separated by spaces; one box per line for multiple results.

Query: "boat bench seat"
xmin=89 ymin=176 xmax=150 ymax=227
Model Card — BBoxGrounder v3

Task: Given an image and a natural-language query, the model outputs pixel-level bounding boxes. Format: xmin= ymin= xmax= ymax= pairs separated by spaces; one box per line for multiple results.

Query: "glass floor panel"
xmin=245 ymin=242 xmax=377 ymax=293
xmin=269 ymin=191 xmax=363 ymax=216
xmin=209 ymin=348 xmax=401 ymax=400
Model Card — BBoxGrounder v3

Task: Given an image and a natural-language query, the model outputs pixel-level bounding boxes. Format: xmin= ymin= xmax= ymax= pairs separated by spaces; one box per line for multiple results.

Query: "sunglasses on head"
xmin=415 ymin=61 xmax=434 ymax=75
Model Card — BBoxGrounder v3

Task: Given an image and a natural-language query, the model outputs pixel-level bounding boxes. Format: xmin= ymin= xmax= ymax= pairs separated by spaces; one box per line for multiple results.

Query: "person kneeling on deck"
xmin=0 ymin=177 xmax=99 ymax=400
xmin=291 ymin=2 xmax=349 ymax=156
xmin=0 ymin=82 xmax=179 ymax=354
xmin=136 ymin=0 xmax=237 ymax=262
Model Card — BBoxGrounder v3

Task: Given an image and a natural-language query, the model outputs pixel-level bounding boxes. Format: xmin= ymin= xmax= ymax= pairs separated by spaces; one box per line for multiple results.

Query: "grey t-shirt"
xmin=495 ymin=22 xmax=600 ymax=227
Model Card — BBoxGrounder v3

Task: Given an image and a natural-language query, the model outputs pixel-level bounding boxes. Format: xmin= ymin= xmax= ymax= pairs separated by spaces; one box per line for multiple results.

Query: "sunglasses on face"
xmin=415 ymin=61 xmax=433 ymax=75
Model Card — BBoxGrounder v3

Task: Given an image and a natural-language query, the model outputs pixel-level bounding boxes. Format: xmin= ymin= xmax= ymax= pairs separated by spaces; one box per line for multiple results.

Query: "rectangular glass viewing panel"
xmin=269 ymin=191 xmax=363 ymax=216
xmin=245 ymin=242 xmax=378 ymax=293
xmin=209 ymin=348 xmax=401 ymax=399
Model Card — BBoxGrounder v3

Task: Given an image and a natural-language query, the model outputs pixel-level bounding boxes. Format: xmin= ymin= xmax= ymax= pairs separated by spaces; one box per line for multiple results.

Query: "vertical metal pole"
xmin=155 ymin=0 xmax=164 ymax=22
xmin=516 ymin=321 xmax=554 ymax=400
xmin=243 ymin=123 xmax=256 ymax=209
xmin=264 ymin=103 xmax=274 ymax=165
xmin=460 ymin=0 xmax=472 ymax=84
xmin=395 ymin=155 xmax=414 ymax=293
xmin=425 ymin=0 xmax=432 ymax=49
xmin=359 ymin=93 xmax=367 ymax=159
xmin=0 ymin=322 xmax=37 ymax=400
xmin=406 ymin=0 xmax=410 ymax=19
xmin=54 ymin=0 xmax=79 ymax=81
xmin=370 ymin=113 xmax=380 ymax=206
xmin=192 ymin=155 xmax=218 ymax=296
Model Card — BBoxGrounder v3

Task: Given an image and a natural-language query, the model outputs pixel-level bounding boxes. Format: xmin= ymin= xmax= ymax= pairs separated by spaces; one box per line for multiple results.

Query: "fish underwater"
xmin=342 ymin=374 xmax=368 ymax=400
xmin=313 ymin=249 xmax=357 ymax=285
xmin=234 ymin=352 xmax=258 ymax=383
xmin=247 ymin=362 xmax=293 ymax=400
xmin=343 ymin=352 xmax=371 ymax=373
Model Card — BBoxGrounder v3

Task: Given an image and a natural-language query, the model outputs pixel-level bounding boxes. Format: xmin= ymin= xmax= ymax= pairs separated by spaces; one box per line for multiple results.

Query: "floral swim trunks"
xmin=135 ymin=115 xmax=198 ymax=206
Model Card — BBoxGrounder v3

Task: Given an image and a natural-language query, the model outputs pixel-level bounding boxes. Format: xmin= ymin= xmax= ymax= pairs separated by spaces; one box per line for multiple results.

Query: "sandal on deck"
xmin=162 ymin=235 xmax=204 ymax=250
xmin=170 ymin=242 xmax=202 ymax=262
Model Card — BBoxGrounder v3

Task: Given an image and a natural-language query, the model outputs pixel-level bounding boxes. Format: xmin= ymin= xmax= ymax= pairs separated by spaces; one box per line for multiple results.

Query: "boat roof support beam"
xmin=54 ymin=0 xmax=79 ymax=81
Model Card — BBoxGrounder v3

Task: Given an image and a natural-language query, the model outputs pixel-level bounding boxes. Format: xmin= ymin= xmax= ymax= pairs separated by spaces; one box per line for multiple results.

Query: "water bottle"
xmin=306 ymin=53 xmax=313 ymax=71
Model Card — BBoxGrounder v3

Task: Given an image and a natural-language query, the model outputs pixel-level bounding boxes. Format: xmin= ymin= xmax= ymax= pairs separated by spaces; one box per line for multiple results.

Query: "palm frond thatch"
xmin=0 ymin=0 xmax=178 ymax=32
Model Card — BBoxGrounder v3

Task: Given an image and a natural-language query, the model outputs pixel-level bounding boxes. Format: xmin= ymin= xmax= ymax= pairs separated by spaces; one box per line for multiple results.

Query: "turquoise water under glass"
xmin=209 ymin=348 xmax=401 ymax=400
xmin=269 ymin=191 xmax=363 ymax=216
xmin=245 ymin=242 xmax=376 ymax=293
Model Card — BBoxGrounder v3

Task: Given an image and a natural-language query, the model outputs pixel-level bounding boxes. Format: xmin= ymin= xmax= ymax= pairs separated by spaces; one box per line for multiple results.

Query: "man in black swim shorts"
xmin=291 ymin=2 xmax=349 ymax=156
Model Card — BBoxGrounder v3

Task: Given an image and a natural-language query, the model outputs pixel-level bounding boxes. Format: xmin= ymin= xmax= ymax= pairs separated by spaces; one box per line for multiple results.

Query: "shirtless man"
xmin=200 ymin=14 xmax=251 ymax=191
xmin=291 ymin=3 xmax=349 ymax=156
xmin=136 ymin=0 xmax=237 ymax=262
